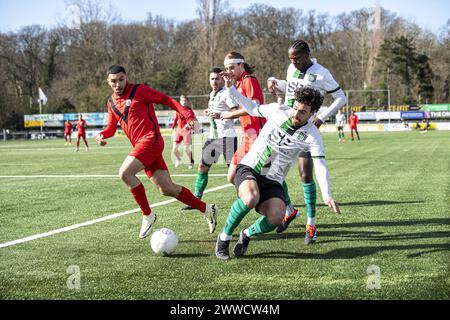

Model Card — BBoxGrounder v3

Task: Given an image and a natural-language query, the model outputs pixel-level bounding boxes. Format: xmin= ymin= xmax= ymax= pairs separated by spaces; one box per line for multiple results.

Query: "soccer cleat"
xmin=215 ymin=234 xmax=230 ymax=260
xmin=304 ymin=224 xmax=318 ymax=245
xmin=139 ymin=213 xmax=157 ymax=239
xmin=233 ymin=230 xmax=251 ymax=257
xmin=188 ymin=164 xmax=193 ymax=170
xmin=276 ymin=208 xmax=300 ymax=233
xmin=175 ymin=159 xmax=181 ymax=168
xmin=204 ymin=204 xmax=218 ymax=234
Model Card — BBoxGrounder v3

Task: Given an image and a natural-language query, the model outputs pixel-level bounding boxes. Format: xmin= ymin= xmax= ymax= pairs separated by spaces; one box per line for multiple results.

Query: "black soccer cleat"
xmin=233 ymin=230 xmax=251 ymax=257
xmin=215 ymin=234 xmax=230 ymax=260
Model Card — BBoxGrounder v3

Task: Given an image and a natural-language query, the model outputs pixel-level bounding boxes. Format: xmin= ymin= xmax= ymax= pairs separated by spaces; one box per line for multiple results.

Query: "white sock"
xmin=243 ymin=228 xmax=251 ymax=237
xmin=220 ymin=231 xmax=232 ymax=241
xmin=307 ymin=217 xmax=316 ymax=227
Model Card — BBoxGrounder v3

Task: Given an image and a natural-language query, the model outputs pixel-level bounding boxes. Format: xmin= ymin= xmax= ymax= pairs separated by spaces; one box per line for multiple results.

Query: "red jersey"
xmin=171 ymin=109 xmax=192 ymax=133
xmin=349 ymin=115 xmax=359 ymax=127
xmin=76 ymin=119 xmax=86 ymax=135
xmin=64 ymin=121 xmax=73 ymax=134
xmin=236 ymin=71 xmax=266 ymax=135
xmin=101 ymin=83 xmax=196 ymax=147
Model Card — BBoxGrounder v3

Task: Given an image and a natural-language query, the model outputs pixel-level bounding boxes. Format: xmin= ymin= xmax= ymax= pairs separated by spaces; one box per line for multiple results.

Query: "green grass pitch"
xmin=0 ymin=131 xmax=449 ymax=299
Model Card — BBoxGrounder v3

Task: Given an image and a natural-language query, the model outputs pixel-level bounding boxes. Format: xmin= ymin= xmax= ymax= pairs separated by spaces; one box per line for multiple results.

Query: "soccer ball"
xmin=150 ymin=228 xmax=178 ymax=256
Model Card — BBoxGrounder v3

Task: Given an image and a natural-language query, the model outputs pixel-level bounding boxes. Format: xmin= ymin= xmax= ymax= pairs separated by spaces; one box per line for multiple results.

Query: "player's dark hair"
xmin=209 ymin=67 xmax=223 ymax=74
xmin=108 ymin=65 xmax=126 ymax=75
xmin=289 ymin=40 xmax=310 ymax=54
xmin=225 ymin=52 xmax=255 ymax=74
xmin=294 ymin=86 xmax=323 ymax=113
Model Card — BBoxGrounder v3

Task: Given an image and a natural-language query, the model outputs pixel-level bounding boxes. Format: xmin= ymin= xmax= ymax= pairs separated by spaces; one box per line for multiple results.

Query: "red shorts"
xmin=65 ymin=131 xmax=71 ymax=136
xmin=232 ymin=134 xmax=258 ymax=165
xmin=130 ymin=137 xmax=168 ymax=178
xmin=77 ymin=132 xmax=86 ymax=139
xmin=173 ymin=129 xmax=192 ymax=146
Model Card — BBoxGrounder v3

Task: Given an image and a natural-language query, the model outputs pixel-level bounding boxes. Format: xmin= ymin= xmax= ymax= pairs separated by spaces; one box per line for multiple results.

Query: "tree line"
xmin=0 ymin=0 xmax=449 ymax=130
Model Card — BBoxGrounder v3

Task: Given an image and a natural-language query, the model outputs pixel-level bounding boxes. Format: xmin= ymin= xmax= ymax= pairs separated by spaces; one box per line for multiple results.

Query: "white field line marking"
xmin=0 ymin=183 xmax=233 ymax=249
xmin=0 ymin=174 xmax=227 ymax=178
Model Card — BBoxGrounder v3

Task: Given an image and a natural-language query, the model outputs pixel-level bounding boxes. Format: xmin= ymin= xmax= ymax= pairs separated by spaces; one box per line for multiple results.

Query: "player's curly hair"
xmin=294 ymin=86 xmax=324 ymax=112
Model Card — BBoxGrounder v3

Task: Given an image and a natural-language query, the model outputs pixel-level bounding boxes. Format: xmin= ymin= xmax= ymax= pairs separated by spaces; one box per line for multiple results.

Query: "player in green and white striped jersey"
xmin=215 ymin=73 xmax=340 ymax=260
xmin=182 ymin=68 xmax=239 ymax=211
xmin=267 ymin=39 xmax=345 ymax=234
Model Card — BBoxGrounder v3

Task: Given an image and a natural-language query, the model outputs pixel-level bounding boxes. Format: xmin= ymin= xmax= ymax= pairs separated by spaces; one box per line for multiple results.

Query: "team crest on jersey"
xmin=307 ymin=74 xmax=317 ymax=82
xmin=126 ymin=99 xmax=132 ymax=106
xmin=297 ymin=131 xmax=308 ymax=141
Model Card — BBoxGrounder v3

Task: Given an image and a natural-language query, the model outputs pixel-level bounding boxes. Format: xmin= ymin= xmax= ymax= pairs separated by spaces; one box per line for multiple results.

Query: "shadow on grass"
xmin=318 ymin=217 xmax=450 ymax=229
xmin=243 ymin=217 xmax=450 ymax=259
xmin=292 ymin=199 xmax=425 ymax=208
xmin=169 ymin=253 xmax=211 ymax=258
xmin=245 ymin=243 xmax=450 ymax=260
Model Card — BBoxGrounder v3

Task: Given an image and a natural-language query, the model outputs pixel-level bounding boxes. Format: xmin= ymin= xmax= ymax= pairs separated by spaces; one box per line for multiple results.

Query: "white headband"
xmin=224 ymin=58 xmax=244 ymax=66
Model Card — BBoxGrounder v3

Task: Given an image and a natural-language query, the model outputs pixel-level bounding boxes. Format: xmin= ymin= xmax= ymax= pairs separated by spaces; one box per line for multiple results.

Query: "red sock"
xmin=177 ymin=187 xmax=206 ymax=213
xmin=130 ymin=183 xmax=152 ymax=216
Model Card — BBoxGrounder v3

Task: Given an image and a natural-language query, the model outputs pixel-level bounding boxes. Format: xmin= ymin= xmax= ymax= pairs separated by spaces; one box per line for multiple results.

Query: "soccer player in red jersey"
xmin=349 ymin=111 xmax=361 ymax=141
xmin=220 ymin=52 xmax=265 ymax=184
xmin=64 ymin=120 xmax=73 ymax=146
xmin=171 ymin=95 xmax=194 ymax=169
xmin=96 ymin=65 xmax=217 ymax=239
xmin=75 ymin=114 xmax=88 ymax=152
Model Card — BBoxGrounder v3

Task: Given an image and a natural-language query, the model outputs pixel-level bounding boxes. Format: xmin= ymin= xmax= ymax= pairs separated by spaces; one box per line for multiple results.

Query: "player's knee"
xmin=118 ymin=168 xmax=128 ymax=182
xmin=239 ymin=192 xmax=259 ymax=209
xmin=158 ymin=184 xmax=177 ymax=197
xmin=268 ymin=210 xmax=285 ymax=226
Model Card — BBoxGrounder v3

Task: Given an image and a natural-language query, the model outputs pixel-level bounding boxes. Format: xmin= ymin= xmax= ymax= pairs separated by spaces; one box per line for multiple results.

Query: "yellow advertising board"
xmin=24 ymin=120 xmax=44 ymax=128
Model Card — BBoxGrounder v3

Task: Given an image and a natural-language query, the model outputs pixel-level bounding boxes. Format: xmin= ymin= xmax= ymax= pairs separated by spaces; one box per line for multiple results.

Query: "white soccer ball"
xmin=150 ymin=228 xmax=178 ymax=256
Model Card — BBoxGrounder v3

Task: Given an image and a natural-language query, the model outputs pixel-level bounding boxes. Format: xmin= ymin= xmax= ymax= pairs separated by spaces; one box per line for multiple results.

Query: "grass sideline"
xmin=0 ymin=131 xmax=449 ymax=299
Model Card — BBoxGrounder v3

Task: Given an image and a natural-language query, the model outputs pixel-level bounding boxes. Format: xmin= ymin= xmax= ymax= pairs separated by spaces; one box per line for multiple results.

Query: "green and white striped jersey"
xmin=283 ymin=62 xmax=341 ymax=107
xmin=268 ymin=59 xmax=346 ymax=123
xmin=227 ymin=86 xmax=324 ymax=185
xmin=208 ymin=87 xmax=238 ymax=139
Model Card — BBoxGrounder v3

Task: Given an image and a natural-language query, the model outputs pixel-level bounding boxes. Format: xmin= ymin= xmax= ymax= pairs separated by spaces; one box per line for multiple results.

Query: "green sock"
xmin=282 ymin=180 xmax=291 ymax=206
xmin=223 ymin=198 xmax=251 ymax=236
xmin=194 ymin=171 xmax=208 ymax=199
xmin=247 ymin=216 xmax=276 ymax=237
xmin=303 ymin=181 xmax=316 ymax=218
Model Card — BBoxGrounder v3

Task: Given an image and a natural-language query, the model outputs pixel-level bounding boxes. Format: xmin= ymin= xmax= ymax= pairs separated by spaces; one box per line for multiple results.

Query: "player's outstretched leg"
xmin=176 ymin=186 xmax=218 ymax=234
xmin=182 ymin=165 xmax=209 ymax=211
xmin=234 ymin=199 xmax=284 ymax=257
